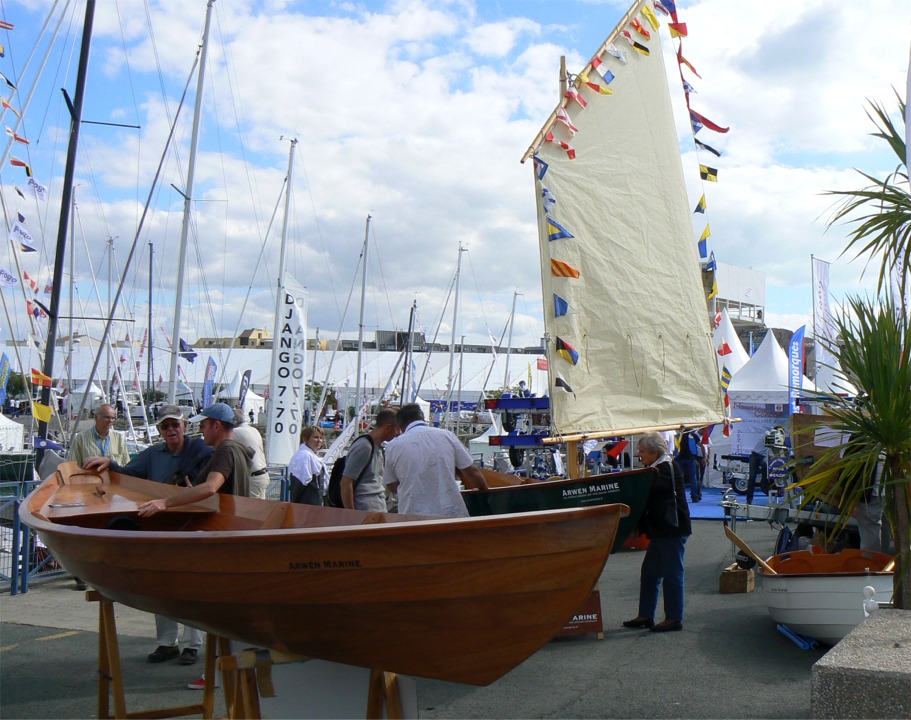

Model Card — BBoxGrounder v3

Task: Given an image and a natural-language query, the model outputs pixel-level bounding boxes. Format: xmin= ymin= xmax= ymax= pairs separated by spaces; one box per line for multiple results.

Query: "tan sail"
xmin=527 ymin=0 xmax=725 ymax=438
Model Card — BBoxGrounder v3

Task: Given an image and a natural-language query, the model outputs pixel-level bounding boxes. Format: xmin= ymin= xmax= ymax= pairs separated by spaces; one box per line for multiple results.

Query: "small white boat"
xmin=758 ymin=549 xmax=893 ymax=645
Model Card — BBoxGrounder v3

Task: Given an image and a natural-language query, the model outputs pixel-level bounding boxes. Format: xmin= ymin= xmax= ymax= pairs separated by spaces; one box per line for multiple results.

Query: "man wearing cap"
xmin=231 ymin=407 xmax=269 ymax=499
xmin=84 ymin=404 xmax=214 ymax=666
xmin=137 ymin=402 xmax=254 ymax=517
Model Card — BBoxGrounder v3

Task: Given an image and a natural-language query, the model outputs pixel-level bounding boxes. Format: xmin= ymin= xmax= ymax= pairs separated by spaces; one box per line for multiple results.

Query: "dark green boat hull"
xmin=463 ymin=467 xmax=655 ymax=552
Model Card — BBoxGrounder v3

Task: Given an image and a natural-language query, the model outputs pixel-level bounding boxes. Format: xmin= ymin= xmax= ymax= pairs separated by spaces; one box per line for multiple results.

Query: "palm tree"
xmin=795 ymin=96 xmax=910 ymax=609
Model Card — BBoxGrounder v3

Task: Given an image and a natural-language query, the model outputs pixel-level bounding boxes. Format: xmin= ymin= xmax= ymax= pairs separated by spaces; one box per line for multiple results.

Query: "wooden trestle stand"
xmin=90 ymin=590 xmax=403 ymax=720
xmin=90 ymin=590 xmax=216 ymax=719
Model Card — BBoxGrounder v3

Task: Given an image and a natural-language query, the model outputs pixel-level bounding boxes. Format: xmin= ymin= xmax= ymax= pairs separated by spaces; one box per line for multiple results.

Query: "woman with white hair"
xmin=623 ymin=431 xmax=692 ymax=633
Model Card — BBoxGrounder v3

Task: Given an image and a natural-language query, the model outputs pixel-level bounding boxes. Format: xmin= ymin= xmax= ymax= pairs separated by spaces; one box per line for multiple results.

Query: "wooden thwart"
xmin=723 ymin=524 xmax=777 ymax=575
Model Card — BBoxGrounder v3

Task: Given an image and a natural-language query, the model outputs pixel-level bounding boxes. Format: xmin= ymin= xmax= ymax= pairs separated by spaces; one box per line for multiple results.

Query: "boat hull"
xmin=21 ymin=463 xmax=628 ymax=685
xmin=758 ymin=549 xmax=894 ymax=645
xmin=463 ymin=467 xmax=654 ymax=552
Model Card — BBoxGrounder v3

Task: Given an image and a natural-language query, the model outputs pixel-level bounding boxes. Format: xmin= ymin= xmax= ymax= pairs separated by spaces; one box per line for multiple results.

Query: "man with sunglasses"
xmin=83 ymin=404 xmax=214 ymax=666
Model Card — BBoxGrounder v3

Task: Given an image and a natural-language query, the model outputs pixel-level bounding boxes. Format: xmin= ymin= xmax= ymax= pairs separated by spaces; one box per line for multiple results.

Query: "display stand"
xmin=558 ymin=589 xmax=604 ymax=640
xmin=216 ymin=647 xmax=407 ymax=719
xmin=88 ymin=590 xmax=216 ymax=719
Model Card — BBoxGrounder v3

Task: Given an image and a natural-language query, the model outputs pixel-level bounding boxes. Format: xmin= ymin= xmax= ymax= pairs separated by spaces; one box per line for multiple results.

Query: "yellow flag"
xmin=707 ymin=280 xmax=718 ymax=300
xmin=32 ymin=401 xmax=52 ymax=422
xmin=641 ymin=5 xmax=660 ymax=30
xmin=700 ymin=224 xmax=711 ymax=241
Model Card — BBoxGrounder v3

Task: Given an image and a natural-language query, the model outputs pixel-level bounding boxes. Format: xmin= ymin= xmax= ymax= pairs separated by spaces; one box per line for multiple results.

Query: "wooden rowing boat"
xmin=757 ymin=548 xmax=894 ymax=645
xmin=20 ymin=462 xmax=629 ymax=685
xmin=463 ymin=467 xmax=654 ymax=552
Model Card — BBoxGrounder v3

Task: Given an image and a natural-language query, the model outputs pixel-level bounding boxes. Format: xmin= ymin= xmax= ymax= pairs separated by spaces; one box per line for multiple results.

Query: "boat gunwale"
xmin=20 ymin=472 xmax=630 ymax=543
xmin=462 ymin=466 xmax=656 ymax=496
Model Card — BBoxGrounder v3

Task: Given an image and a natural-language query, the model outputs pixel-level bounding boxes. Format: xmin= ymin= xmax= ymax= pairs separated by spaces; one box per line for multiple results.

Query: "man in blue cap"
xmin=137 ymin=402 xmax=253 ymax=516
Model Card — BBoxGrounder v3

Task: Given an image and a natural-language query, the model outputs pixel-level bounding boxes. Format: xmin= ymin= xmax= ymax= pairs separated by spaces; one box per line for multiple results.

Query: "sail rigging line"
xmin=210 ymin=170 xmax=288 ymax=396
xmin=69 ymin=44 xmax=199 ymax=425
xmin=414 ymin=265 xmax=457 ymax=400
xmin=35 ymin=0 xmax=94 ymax=454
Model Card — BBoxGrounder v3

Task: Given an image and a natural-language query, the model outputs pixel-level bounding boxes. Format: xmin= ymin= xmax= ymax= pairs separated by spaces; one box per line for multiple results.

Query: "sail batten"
xmin=530 ymin=1 xmax=724 ymax=437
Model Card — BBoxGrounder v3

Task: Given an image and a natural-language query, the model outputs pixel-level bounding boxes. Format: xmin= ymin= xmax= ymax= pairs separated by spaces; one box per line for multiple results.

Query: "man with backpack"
xmin=336 ymin=408 xmax=399 ymax=512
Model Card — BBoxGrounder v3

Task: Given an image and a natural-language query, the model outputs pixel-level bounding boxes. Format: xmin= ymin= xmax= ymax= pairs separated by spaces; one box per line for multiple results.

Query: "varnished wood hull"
xmin=463 ymin=467 xmax=654 ymax=552
xmin=20 ymin=463 xmax=628 ymax=685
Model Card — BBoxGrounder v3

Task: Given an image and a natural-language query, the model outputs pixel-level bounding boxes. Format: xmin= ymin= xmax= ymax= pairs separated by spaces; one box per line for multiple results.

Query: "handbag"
xmin=660 ymin=462 xmax=680 ymax=528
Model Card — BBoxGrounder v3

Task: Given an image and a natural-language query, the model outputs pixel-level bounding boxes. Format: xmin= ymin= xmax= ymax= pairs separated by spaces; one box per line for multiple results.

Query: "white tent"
xmin=69 ymin=381 xmax=106 ymax=419
xmin=0 ymin=412 xmax=24 ymax=451
xmin=217 ymin=371 xmax=266 ymax=419
xmin=727 ymin=332 xmax=813 ymax=454
xmin=713 ymin=307 xmax=750 ymax=376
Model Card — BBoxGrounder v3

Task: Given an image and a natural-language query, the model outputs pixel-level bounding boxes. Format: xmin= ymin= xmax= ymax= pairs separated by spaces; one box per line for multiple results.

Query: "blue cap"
xmin=189 ymin=402 xmax=235 ymax=425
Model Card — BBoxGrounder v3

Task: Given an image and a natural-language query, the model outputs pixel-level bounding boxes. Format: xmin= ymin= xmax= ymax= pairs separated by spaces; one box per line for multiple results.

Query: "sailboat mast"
xmin=268 ymin=138 xmax=298 ymax=419
xmin=148 ymin=241 xmax=154 ymax=394
xmin=810 ymin=254 xmax=818 ymax=379
xmin=503 ymin=289 xmax=517 ymax=388
xmin=353 ymin=214 xmax=370 ymax=432
xmin=400 ymin=300 xmax=416 ymax=404
xmin=66 ymin=193 xmax=75 ymax=430
xmin=37 ymin=0 xmax=95 ymax=447
xmin=445 ymin=244 xmax=465 ymax=427
xmin=167 ymin=0 xmax=214 ymax=404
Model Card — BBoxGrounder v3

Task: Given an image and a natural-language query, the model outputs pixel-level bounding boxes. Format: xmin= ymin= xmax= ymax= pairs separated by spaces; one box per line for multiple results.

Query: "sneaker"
xmin=147 ymin=645 xmax=180 ymax=663
xmin=187 ymin=674 xmax=219 ymax=690
xmin=178 ymin=648 xmax=198 ymax=665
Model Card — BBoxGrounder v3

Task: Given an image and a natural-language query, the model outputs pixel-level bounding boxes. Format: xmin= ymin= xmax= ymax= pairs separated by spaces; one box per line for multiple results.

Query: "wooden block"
xmin=719 ymin=566 xmax=755 ymax=594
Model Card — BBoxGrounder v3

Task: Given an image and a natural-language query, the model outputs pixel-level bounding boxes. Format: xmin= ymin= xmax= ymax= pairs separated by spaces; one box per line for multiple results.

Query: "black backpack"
xmin=325 ymin=435 xmax=375 ymax=508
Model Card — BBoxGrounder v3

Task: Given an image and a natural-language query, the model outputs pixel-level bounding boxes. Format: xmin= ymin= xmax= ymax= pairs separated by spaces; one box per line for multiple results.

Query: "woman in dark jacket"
xmin=623 ymin=431 xmax=692 ymax=633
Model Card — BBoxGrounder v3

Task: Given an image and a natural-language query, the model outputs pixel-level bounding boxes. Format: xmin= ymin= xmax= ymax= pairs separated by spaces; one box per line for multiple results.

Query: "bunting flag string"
xmin=556 ymin=108 xmax=579 ymax=136
xmin=694 ymin=137 xmax=721 ymax=157
xmin=699 ymin=164 xmax=718 ymax=182
xmin=533 ymin=155 xmax=548 ymax=180
xmin=621 ymin=30 xmax=650 ymax=56
xmin=630 ymin=18 xmax=650 ymax=40
xmin=578 ymin=71 xmax=613 ymax=96
xmin=554 ymin=377 xmax=575 ymax=396
xmin=5 ymin=125 xmax=28 ymax=144
xmin=10 ymin=155 xmax=31 ymax=176
xmin=694 ymin=194 xmax=706 ymax=214
xmin=605 ymin=43 xmax=629 ymax=64
xmin=553 ymin=294 xmax=569 ymax=317
xmin=544 ymin=131 xmax=575 ymax=159
xmin=541 ymin=186 xmax=556 ymax=213
xmin=564 ymin=88 xmax=587 ymax=109
xmin=689 ymin=108 xmax=729 ymax=134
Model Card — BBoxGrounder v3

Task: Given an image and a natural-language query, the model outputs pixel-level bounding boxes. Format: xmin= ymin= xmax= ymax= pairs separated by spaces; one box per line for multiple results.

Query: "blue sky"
xmin=1 ymin=0 xmax=909 ymax=362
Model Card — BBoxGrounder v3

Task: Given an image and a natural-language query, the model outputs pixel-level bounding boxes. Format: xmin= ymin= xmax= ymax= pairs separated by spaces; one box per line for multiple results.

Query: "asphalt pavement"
xmin=1 ymin=517 xmax=828 ymax=719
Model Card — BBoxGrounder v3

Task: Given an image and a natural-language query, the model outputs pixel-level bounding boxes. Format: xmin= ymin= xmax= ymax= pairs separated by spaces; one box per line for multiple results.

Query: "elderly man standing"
xmin=384 ymin=403 xmax=488 ymax=517
xmin=84 ymin=404 xmax=214 ymax=666
xmin=69 ymin=403 xmax=130 ymax=468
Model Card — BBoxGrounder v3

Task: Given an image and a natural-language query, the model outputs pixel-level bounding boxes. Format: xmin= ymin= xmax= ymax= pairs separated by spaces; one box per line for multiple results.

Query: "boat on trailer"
xmin=20 ymin=461 xmax=628 ymax=685
xmin=758 ymin=548 xmax=894 ymax=645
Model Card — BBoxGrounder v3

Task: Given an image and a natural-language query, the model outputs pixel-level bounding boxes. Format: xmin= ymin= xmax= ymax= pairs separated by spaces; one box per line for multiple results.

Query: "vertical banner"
xmin=813 ymin=257 xmax=834 ymax=370
xmin=788 ymin=325 xmax=805 ymax=413
xmin=202 ymin=356 xmax=217 ymax=408
xmin=266 ymin=274 xmax=309 ymax=465
xmin=0 ymin=352 xmax=10 ymax=405
xmin=238 ymin=369 xmax=252 ymax=409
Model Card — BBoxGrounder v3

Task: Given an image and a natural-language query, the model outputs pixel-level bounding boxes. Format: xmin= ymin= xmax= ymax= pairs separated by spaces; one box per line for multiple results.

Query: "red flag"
xmin=2 ymin=97 xmax=20 ymax=118
xmin=668 ymin=22 xmax=688 ymax=37
xmin=630 ymin=18 xmax=650 ymax=39
xmin=689 ymin=108 xmax=730 ymax=134
xmin=544 ymin=131 xmax=576 ymax=159
xmin=677 ymin=48 xmax=702 ymax=78
xmin=537 ymin=358 xmax=548 ymax=371
xmin=564 ymin=88 xmax=587 ymax=109
xmin=717 ymin=342 xmax=732 ymax=356
xmin=713 ymin=310 xmax=722 ymax=329
xmin=605 ymin=439 xmax=629 ymax=459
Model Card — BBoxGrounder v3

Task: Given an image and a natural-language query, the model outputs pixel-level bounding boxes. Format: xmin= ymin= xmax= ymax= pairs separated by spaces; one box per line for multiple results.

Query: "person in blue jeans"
xmin=676 ymin=429 xmax=702 ymax=502
xmin=623 ymin=432 xmax=692 ymax=633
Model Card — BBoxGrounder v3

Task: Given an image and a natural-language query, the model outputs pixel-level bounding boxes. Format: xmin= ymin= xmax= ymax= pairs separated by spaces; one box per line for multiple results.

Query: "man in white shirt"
xmin=231 ymin=407 xmax=269 ymax=499
xmin=384 ymin=403 xmax=487 ymax=517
